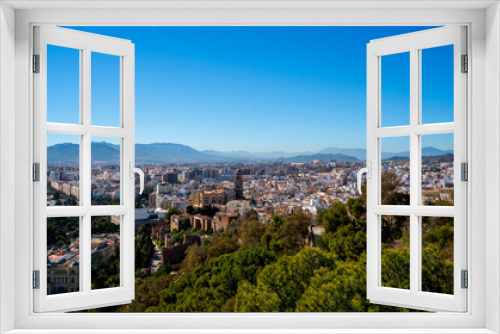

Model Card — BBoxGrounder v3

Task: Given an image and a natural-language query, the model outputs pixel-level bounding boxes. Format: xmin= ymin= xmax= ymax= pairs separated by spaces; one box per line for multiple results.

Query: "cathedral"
xmin=234 ymin=168 xmax=244 ymax=200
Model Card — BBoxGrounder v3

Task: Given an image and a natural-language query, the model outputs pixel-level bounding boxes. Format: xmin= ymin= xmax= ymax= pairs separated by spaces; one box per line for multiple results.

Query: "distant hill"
xmin=384 ymin=147 xmax=453 ymax=160
xmin=47 ymin=143 xmax=80 ymax=163
xmin=135 ymin=143 xmax=222 ymax=163
xmin=318 ymin=147 xmax=367 ymax=161
xmin=383 ymin=153 xmax=454 ymax=162
xmin=203 ymin=149 xmax=314 ymax=160
xmin=48 ymin=142 xmax=120 ymax=163
xmin=274 ymin=153 xmax=359 ymax=163
xmin=91 ymin=142 xmax=120 ymax=162
xmin=47 ymin=142 xmax=453 ymax=164
xmin=422 ymin=153 xmax=454 ymax=163
xmin=382 ymin=147 xmax=454 ymax=161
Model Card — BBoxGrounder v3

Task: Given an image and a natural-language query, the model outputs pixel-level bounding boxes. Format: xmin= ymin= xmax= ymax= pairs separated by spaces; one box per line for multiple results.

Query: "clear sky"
xmin=47 ymin=26 xmax=454 ymax=152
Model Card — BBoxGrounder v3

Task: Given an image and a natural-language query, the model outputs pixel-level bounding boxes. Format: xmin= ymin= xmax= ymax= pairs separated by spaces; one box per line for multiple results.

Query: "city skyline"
xmin=48 ymin=26 xmax=454 ymax=152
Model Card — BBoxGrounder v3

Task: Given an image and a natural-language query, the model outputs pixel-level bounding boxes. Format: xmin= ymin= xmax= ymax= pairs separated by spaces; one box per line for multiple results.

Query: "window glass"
xmin=381 ymin=52 xmax=410 ymax=127
xmin=421 ymin=216 xmax=454 ymax=294
xmin=91 ymin=216 xmax=121 ymax=290
xmin=381 ymin=215 xmax=410 ymax=290
xmin=421 ymin=45 xmax=454 ymax=124
xmin=91 ymin=52 xmax=121 ymax=127
xmin=91 ymin=137 xmax=121 ymax=205
xmin=47 ymin=217 xmax=80 ymax=295
xmin=421 ymin=134 xmax=454 ymax=206
xmin=381 ymin=137 xmax=410 ymax=205
xmin=47 ymin=133 xmax=80 ymax=206
xmin=47 ymin=45 xmax=80 ymax=124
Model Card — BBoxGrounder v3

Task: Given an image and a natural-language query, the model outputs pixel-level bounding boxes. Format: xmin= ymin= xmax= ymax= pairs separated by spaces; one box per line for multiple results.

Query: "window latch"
xmin=130 ymin=162 xmax=144 ymax=194
xmin=357 ymin=162 xmax=372 ymax=195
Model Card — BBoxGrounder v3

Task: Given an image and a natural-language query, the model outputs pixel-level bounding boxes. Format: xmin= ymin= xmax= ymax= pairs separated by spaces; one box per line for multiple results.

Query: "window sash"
xmin=33 ymin=26 xmax=136 ymax=313
xmin=366 ymin=26 xmax=468 ymax=312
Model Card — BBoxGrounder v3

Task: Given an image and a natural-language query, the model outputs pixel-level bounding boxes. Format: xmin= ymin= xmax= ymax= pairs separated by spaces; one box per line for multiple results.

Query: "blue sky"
xmin=47 ymin=26 xmax=454 ymax=152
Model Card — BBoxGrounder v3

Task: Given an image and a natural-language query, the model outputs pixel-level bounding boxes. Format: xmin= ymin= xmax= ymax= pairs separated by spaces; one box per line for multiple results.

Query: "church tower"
xmin=234 ymin=169 xmax=244 ymax=200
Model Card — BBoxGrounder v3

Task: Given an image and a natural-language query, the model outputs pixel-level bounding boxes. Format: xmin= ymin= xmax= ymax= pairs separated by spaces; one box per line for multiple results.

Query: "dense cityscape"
xmin=46 ymin=151 xmax=455 ymax=312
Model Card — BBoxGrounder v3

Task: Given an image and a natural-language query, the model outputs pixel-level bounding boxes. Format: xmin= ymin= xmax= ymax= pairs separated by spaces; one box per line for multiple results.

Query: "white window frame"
xmin=1 ymin=1 xmax=499 ymax=333
xmin=33 ymin=26 xmax=136 ymax=312
xmin=366 ymin=26 xmax=467 ymax=312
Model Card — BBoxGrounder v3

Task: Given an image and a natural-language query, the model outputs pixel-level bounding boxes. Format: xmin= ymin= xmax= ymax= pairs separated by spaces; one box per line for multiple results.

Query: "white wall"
xmin=485 ymin=2 xmax=500 ymax=333
xmin=0 ymin=2 xmax=16 ymax=333
xmin=6 ymin=4 xmax=495 ymax=332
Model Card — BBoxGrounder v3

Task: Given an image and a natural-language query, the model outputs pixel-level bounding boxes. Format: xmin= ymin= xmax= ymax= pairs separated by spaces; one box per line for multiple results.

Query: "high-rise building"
xmin=162 ymin=172 xmax=178 ymax=184
xmin=49 ymin=170 xmax=60 ymax=181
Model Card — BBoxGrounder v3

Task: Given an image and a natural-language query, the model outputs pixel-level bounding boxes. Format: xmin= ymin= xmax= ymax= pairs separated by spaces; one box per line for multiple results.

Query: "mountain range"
xmin=47 ymin=142 xmax=453 ymax=164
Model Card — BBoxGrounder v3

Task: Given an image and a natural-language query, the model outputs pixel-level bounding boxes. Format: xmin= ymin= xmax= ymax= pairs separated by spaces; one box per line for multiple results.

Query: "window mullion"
xmin=82 ymin=48 xmax=92 ymax=295
xmin=81 ymin=213 xmax=91 ymax=294
xmin=409 ymin=47 xmax=420 ymax=294
xmin=82 ymin=48 xmax=91 ymax=209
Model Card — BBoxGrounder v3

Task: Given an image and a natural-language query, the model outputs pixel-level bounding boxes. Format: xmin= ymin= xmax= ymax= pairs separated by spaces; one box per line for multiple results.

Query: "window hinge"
xmin=33 ymin=163 xmax=40 ymax=182
xmin=33 ymin=270 xmax=40 ymax=289
xmin=461 ymin=54 xmax=468 ymax=73
xmin=461 ymin=162 xmax=468 ymax=181
xmin=33 ymin=54 xmax=40 ymax=73
xmin=461 ymin=270 xmax=468 ymax=289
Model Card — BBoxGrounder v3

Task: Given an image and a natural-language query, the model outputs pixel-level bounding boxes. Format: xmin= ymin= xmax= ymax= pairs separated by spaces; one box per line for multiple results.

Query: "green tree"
xmin=318 ymin=202 xmax=350 ymax=233
xmin=235 ymin=247 xmax=335 ymax=312
xmin=295 ymin=256 xmax=406 ymax=312
xmin=135 ymin=224 xmax=155 ymax=270
xmin=422 ymin=244 xmax=454 ymax=294
xmin=347 ymin=198 xmax=366 ymax=220
xmin=156 ymin=247 xmax=276 ymax=312
xmin=183 ymin=243 xmax=207 ymax=271
xmin=381 ymin=247 xmax=410 ymax=290
xmin=261 ymin=232 xmax=273 ymax=249
xmin=269 ymin=215 xmax=286 ymax=232
xmin=381 ymin=171 xmax=410 ymax=206
xmin=186 ymin=205 xmax=195 ymax=214
xmin=241 ymin=219 xmax=267 ymax=248
xmin=206 ymin=233 xmax=239 ymax=260
xmin=198 ymin=205 xmax=219 ymax=217
xmin=155 ymin=262 xmax=172 ymax=277
xmin=324 ymin=225 xmax=366 ymax=262
xmin=243 ymin=209 xmax=259 ymax=222
xmin=274 ymin=213 xmax=311 ymax=252
xmin=164 ymin=207 xmax=182 ymax=224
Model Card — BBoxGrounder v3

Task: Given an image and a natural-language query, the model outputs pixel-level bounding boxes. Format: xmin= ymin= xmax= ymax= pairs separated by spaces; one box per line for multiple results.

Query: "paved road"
xmin=151 ymin=239 xmax=162 ymax=272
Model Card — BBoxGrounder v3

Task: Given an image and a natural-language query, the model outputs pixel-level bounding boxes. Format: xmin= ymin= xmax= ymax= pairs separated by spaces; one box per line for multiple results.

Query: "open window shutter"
xmin=33 ymin=26 xmax=135 ymax=312
xmin=366 ymin=26 xmax=467 ymax=312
